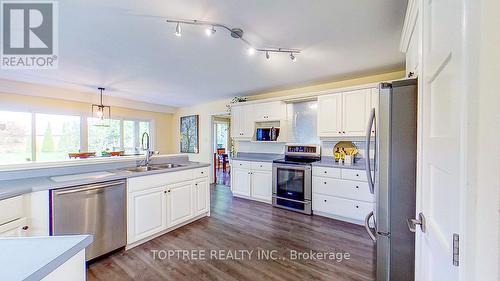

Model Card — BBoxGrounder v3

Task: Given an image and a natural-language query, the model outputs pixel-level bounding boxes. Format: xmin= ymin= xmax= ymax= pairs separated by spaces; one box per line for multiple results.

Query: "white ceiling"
xmin=0 ymin=0 xmax=407 ymax=108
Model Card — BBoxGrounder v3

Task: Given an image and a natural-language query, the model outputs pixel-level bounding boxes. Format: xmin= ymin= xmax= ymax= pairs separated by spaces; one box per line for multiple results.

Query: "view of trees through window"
xmin=0 ymin=110 xmax=152 ymax=164
xmin=36 ymin=114 xmax=81 ymax=161
xmin=0 ymin=111 xmax=32 ymax=164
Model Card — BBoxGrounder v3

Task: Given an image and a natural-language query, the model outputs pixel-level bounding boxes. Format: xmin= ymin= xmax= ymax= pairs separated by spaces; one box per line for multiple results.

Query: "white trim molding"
xmin=399 ymin=0 xmax=420 ymax=53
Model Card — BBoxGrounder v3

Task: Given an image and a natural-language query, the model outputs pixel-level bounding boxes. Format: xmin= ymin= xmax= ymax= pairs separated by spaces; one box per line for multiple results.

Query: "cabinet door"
xmin=232 ymin=168 xmax=251 ymax=197
xmin=253 ymin=101 xmax=286 ymax=121
xmin=231 ymin=106 xmax=243 ymax=138
xmin=317 ymin=94 xmax=342 ymax=137
xmin=240 ymin=105 xmax=254 ymax=138
xmin=194 ymin=179 xmax=209 ymax=215
xmin=342 ymin=89 xmax=371 ymax=136
xmin=128 ymin=186 xmax=166 ymax=243
xmin=251 ymin=170 xmax=272 ymax=202
xmin=0 ymin=217 xmax=28 ymax=237
xmin=168 ymin=182 xmax=193 ymax=227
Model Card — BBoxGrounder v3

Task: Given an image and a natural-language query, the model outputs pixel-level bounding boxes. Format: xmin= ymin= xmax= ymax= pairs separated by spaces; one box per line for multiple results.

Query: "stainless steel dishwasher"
xmin=50 ymin=180 xmax=126 ymax=261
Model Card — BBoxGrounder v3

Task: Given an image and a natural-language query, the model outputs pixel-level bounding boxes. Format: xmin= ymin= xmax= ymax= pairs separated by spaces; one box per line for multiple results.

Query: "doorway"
xmin=212 ymin=114 xmax=231 ymax=186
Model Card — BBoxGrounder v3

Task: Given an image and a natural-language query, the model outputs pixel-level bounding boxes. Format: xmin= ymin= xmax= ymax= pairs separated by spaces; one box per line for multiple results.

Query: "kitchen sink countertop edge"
xmin=231 ymin=152 xmax=284 ymax=163
xmin=0 ymin=161 xmax=210 ymax=201
xmin=0 ymin=234 xmax=93 ymax=281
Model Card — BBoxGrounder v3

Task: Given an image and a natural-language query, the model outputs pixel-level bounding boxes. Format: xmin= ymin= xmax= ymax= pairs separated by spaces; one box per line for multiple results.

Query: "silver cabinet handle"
xmin=272 ymin=195 xmax=310 ymax=204
xmin=364 ymin=211 xmax=376 ymax=242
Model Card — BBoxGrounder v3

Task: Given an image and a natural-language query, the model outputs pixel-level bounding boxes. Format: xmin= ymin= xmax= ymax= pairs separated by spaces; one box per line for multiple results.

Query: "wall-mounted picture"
xmin=180 ymin=115 xmax=199 ymax=153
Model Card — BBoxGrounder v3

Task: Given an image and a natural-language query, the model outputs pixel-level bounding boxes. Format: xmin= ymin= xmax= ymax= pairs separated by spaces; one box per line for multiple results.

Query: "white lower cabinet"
xmin=251 ymin=170 xmax=272 ymax=202
xmin=0 ymin=217 xmax=28 ymax=237
xmin=127 ymin=168 xmax=210 ymax=246
xmin=231 ymin=161 xmax=272 ymax=203
xmin=231 ymin=167 xmax=251 ymax=197
xmin=312 ymin=167 xmax=374 ymax=225
xmin=194 ymin=179 xmax=209 ymax=215
xmin=128 ymin=186 xmax=167 ymax=243
xmin=168 ymin=182 xmax=193 ymax=226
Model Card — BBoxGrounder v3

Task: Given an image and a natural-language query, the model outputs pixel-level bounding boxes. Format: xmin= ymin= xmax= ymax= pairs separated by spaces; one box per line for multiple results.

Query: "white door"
xmin=317 ymin=94 xmax=342 ymax=137
xmin=251 ymin=170 xmax=272 ymax=202
xmin=342 ymin=89 xmax=371 ymax=136
xmin=168 ymin=182 xmax=193 ymax=226
xmin=194 ymin=179 xmax=209 ymax=215
xmin=0 ymin=217 xmax=28 ymax=237
xmin=417 ymin=0 xmax=464 ymax=279
xmin=128 ymin=187 xmax=166 ymax=243
xmin=232 ymin=168 xmax=251 ymax=196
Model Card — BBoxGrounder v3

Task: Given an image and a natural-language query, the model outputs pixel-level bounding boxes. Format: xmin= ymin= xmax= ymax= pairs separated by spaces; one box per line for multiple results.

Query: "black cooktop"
xmin=273 ymin=156 xmax=321 ymax=165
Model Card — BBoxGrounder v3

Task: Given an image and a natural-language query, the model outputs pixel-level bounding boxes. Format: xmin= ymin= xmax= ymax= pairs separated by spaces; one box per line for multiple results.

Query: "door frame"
xmin=209 ymin=111 xmax=231 ymax=185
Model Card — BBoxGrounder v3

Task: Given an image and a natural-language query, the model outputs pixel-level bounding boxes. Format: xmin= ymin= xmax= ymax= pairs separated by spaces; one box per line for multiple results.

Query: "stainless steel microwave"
xmin=256 ymin=127 xmax=280 ymax=141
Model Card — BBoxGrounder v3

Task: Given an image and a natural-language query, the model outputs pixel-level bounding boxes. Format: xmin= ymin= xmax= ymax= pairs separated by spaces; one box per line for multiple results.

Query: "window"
xmin=35 ymin=113 xmax=81 ymax=161
xmin=0 ymin=109 xmax=153 ymax=164
xmin=87 ymin=118 xmax=121 ymax=155
xmin=0 ymin=111 xmax=32 ymax=164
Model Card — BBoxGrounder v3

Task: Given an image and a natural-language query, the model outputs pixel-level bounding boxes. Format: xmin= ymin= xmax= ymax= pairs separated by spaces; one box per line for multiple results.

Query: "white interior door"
xmin=418 ymin=0 xmax=465 ymax=279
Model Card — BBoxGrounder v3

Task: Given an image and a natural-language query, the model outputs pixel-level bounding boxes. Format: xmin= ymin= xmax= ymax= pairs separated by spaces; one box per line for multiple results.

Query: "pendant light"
xmin=91 ymin=87 xmax=111 ymax=127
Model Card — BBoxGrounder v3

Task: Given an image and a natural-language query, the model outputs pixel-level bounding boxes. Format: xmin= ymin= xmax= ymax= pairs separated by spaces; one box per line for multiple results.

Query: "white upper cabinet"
xmin=400 ymin=0 xmax=421 ymax=78
xmin=317 ymin=94 xmax=342 ymax=137
xmin=252 ymin=101 xmax=286 ymax=122
xmin=342 ymin=89 xmax=371 ymax=136
xmin=317 ymin=88 xmax=372 ymax=138
xmin=231 ymin=105 xmax=254 ymax=139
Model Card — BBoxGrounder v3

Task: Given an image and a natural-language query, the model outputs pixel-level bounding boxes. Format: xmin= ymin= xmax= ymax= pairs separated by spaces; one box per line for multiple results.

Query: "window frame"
xmin=0 ymin=104 xmax=154 ymax=163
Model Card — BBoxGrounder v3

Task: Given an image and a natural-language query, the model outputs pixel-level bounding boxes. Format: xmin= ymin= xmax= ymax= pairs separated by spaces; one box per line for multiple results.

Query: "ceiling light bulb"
xmin=265 ymin=51 xmax=270 ymax=61
xmin=96 ymin=108 xmax=104 ymax=118
xmin=175 ymin=22 xmax=182 ymax=37
xmin=206 ymin=26 xmax=216 ymax=36
xmin=290 ymin=53 xmax=297 ymax=62
xmin=248 ymin=47 xmax=256 ymax=55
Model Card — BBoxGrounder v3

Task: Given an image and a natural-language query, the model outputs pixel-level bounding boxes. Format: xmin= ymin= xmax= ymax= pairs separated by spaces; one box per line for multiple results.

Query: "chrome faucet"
xmin=141 ymin=132 xmax=153 ymax=166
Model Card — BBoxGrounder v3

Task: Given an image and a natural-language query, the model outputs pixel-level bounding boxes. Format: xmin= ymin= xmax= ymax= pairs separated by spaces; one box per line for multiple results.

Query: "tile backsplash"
xmin=320 ymin=140 xmax=375 ymax=160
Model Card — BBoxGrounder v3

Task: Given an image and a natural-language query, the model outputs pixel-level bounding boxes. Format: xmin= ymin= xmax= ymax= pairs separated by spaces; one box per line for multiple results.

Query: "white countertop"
xmin=0 ymin=235 xmax=92 ymax=281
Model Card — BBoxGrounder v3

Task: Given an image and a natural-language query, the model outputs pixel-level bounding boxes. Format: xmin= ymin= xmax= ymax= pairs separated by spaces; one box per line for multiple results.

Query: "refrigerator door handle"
xmin=365 ymin=108 xmax=376 ymax=194
xmin=364 ymin=211 xmax=377 ymax=242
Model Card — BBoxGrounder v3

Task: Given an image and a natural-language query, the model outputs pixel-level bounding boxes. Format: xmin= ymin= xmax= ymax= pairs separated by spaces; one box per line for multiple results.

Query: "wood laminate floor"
xmin=87 ymin=184 xmax=376 ymax=281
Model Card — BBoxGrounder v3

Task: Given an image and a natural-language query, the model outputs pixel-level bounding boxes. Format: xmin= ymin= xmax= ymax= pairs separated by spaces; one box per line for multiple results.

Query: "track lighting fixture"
xmin=205 ymin=26 xmax=216 ymax=36
xmin=166 ymin=18 xmax=301 ymax=62
xmin=175 ymin=22 xmax=181 ymax=37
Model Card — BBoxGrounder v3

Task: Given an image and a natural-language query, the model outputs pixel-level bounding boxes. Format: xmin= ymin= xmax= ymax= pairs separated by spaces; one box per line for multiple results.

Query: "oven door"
xmin=272 ymin=163 xmax=312 ymax=213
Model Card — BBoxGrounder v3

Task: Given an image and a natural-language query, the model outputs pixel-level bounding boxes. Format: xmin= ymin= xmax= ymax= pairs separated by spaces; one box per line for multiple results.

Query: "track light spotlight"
xmin=290 ymin=52 xmax=297 ymax=62
xmin=175 ymin=22 xmax=182 ymax=37
xmin=248 ymin=47 xmax=256 ymax=55
xmin=265 ymin=51 xmax=270 ymax=61
xmin=205 ymin=26 xmax=216 ymax=36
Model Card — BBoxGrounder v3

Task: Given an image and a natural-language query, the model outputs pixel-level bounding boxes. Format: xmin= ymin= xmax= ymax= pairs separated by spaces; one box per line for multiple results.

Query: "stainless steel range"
xmin=272 ymin=144 xmax=321 ymax=214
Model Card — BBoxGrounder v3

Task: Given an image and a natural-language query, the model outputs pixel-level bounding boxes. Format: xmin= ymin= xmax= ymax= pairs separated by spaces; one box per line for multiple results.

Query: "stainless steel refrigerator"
xmin=364 ymin=78 xmax=418 ymax=281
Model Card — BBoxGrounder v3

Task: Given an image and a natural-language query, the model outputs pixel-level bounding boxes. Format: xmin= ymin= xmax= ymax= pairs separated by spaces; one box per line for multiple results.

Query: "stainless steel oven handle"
xmin=54 ymin=181 xmax=125 ymax=195
xmin=272 ymin=195 xmax=311 ymax=204
xmin=273 ymin=164 xmax=311 ymax=170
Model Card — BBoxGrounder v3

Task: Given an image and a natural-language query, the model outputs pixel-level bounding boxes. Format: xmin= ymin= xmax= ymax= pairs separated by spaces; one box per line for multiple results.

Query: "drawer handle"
xmin=324 ymin=171 xmax=327 ymax=174
xmin=324 ymin=199 xmax=327 ymax=202
xmin=356 ymin=174 xmax=359 ymax=177
xmin=201 ymin=171 xmax=204 ymax=174
xmin=355 ymin=186 xmax=359 ymax=189
xmin=355 ymin=205 xmax=359 ymax=208
xmin=22 ymin=226 xmax=29 ymax=231
xmin=324 ymin=182 xmax=327 ymax=184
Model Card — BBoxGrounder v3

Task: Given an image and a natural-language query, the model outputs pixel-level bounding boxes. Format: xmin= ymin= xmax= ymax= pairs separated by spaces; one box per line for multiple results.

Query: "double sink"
xmin=120 ymin=163 xmax=185 ymax=173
